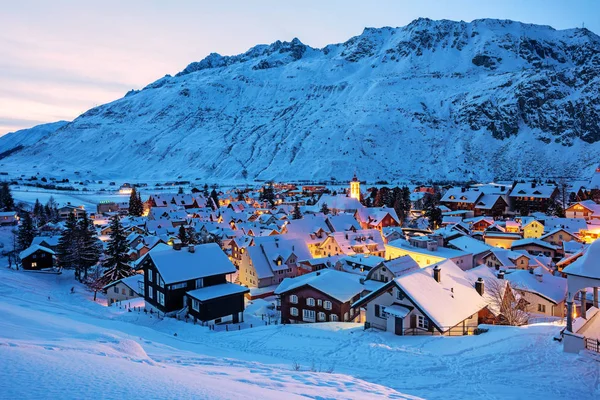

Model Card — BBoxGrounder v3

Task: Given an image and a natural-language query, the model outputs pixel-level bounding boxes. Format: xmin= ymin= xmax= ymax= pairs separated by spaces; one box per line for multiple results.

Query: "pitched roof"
xmin=275 ymin=269 xmax=364 ymax=303
xmin=148 ymin=243 xmax=235 ymax=284
xmin=19 ymin=244 xmax=55 ymax=260
xmin=505 ymin=270 xmax=567 ymax=304
xmin=509 ymin=183 xmax=556 ymax=199
xmin=440 ymin=187 xmax=482 ymax=204
xmin=511 ymin=238 xmax=557 ymax=250
xmin=187 ymin=283 xmax=249 ymax=301
xmin=564 ymin=239 xmax=600 ymax=279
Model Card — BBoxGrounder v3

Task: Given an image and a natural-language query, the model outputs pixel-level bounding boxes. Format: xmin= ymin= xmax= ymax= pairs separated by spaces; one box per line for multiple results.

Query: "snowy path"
xmin=0 ymin=267 xmax=599 ymax=399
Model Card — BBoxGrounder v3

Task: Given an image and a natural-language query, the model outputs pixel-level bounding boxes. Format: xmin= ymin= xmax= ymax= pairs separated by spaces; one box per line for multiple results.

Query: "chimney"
xmin=498 ymin=271 xmax=505 ymax=280
xmin=475 ymin=277 xmax=484 ymax=296
xmin=534 ymin=268 xmax=543 ymax=282
xmin=433 ymin=265 xmax=441 ymax=283
xmin=172 ymin=239 xmax=182 ymax=250
xmin=188 ymin=244 xmax=195 ymax=253
xmin=461 ymin=187 xmax=466 ymax=193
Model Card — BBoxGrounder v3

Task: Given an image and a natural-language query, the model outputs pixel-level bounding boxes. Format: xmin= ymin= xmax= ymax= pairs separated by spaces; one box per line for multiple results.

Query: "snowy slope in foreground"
xmin=0 ymin=258 xmax=597 ymax=398
xmin=2 ymin=18 xmax=600 ymax=182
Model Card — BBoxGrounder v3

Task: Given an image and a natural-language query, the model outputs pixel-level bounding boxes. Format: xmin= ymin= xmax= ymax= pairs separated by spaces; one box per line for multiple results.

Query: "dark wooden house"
xmin=19 ymin=245 xmax=55 ymax=270
xmin=275 ymin=269 xmax=364 ymax=324
xmin=142 ymin=243 xmax=248 ymax=323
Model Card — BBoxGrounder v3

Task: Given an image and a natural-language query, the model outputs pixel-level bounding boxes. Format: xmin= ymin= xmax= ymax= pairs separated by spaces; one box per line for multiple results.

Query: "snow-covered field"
xmin=0 ymin=253 xmax=598 ymax=399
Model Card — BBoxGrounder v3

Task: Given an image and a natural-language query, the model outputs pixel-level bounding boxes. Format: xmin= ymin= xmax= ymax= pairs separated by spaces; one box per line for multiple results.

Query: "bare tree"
xmin=486 ymin=278 xmax=530 ymax=326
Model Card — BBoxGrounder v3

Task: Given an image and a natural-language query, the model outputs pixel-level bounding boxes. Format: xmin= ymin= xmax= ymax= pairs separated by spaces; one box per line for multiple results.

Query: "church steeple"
xmin=350 ymin=173 xmax=360 ymax=201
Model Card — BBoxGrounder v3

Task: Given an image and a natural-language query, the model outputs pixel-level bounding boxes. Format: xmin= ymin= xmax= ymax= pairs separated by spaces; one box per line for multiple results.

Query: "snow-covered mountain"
xmin=0 ymin=121 xmax=68 ymax=159
xmin=2 ymin=18 xmax=600 ymax=182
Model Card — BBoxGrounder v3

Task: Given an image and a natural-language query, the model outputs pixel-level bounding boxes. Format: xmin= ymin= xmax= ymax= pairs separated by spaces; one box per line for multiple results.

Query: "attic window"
xmin=449 ymin=195 xmax=455 ymax=200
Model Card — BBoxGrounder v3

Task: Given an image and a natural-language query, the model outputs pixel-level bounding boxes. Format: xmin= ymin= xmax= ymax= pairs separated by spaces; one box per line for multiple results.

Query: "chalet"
xmin=386 ymin=236 xmax=472 ymax=270
xmin=31 ymin=236 xmax=61 ymax=252
xmin=0 ymin=211 xmax=17 ymax=225
xmin=238 ymin=237 xmax=312 ymax=288
xmin=142 ymin=243 xmax=248 ymax=324
xmin=540 ymin=228 xmax=579 ymax=248
xmin=58 ymin=205 xmax=86 ymax=220
xmin=474 ymin=194 xmax=508 ymax=217
xmin=97 ymin=201 xmax=122 ymax=215
xmin=355 ymin=207 xmax=400 ymax=231
xmin=522 ymin=218 xmax=545 ymax=238
xmin=509 ymin=182 xmax=558 ymax=214
xmin=297 ymin=255 xmax=343 ymax=275
xmin=103 ymin=274 xmax=144 ymax=305
xmin=511 ymin=238 xmax=557 ymax=258
xmin=565 ymin=200 xmax=600 ymax=221
xmin=275 ymin=269 xmax=364 ymax=324
xmin=440 ymin=187 xmax=483 ymax=212
xmin=325 ymin=214 xmax=361 ymax=232
xmin=469 ymin=217 xmax=494 ymax=232
xmin=353 ymin=260 xmax=487 ymax=335
xmin=381 ymin=227 xmax=404 ymax=244
xmin=505 ymin=268 xmax=567 ymax=317
xmin=365 ymin=255 xmax=420 ymax=283
xmin=334 ymin=254 xmax=385 ymax=276
xmin=448 ymin=236 xmax=493 ymax=267
xmin=482 ymin=249 xmax=531 ymax=270
xmin=317 ymin=229 xmax=385 ymax=258
xmin=229 ymin=236 xmax=253 ymax=267
xmin=19 ymin=245 xmax=55 ymax=270
xmin=483 ymin=231 xmax=522 ymax=249
xmin=285 ymin=215 xmax=331 ymax=256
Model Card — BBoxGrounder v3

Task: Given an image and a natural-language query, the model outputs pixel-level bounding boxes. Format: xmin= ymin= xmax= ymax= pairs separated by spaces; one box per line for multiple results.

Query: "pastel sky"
xmin=1 ymin=0 xmax=598 ymax=136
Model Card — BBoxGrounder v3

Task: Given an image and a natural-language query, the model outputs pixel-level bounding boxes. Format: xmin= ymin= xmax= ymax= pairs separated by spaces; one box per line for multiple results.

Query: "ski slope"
xmin=0 ymin=242 xmax=598 ymax=398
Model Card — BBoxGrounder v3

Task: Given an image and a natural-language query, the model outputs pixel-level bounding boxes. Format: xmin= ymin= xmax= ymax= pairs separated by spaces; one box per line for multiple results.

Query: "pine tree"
xmin=102 ymin=215 xmax=132 ymax=284
xmin=33 ymin=199 xmax=45 ymax=226
xmin=77 ymin=213 xmax=101 ymax=281
xmin=401 ymin=186 xmax=411 ymax=221
xmin=423 ymin=193 xmax=442 ymax=230
xmin=260 ymin=184 xmax=275 ymax=206
xmin=56 ymin=213 xmax=79 ymax=273
xmin=16 ymin=212 xmax=37 ymax=251
xmin=320 ymin=202 xmax=330 ymax=215
xmin=46 ymin=196 xmax=59 ymax=223
xmin=292 ymin=203 xmax=302 ymax=220
xmin=203 ymin=184 xmax=209 ymax=197
xmin=210 ymin=189 xmax=220 ymax=210
xmin=178 ymin=225 xmax=189 ymax=245
xmin=128 ymin=187 xmax=143 ymax=216
xmin=0 ymin=182 xmax=14 ymax=211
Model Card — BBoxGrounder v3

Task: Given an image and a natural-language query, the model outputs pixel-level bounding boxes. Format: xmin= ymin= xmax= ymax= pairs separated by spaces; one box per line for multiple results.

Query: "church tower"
xmin=350 ymin=173 xmax=360 ymax=201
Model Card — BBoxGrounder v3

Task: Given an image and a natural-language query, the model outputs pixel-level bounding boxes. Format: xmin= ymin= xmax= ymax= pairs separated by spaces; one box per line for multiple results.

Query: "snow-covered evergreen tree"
xmin=16 ymin=212 xmax=37 ymax=251
xmin=56 ymin=213 xmax=79 ymax=274
xmin=77 ymin=213 xmax=102 ymax=281
xmin=101 ymin=215 xmax=132 ymax=284
xmin=128 ymin=187 xmax=143 ymax=216
xmin=292 ymin=203 xmax=302 ymax=220
xmin=0 ymin=182 xmax=14 ymax=211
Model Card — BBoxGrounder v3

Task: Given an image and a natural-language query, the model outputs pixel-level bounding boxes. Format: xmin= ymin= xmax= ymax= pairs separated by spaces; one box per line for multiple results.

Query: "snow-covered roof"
xmin=396 ymin=260 xmax=487 ymax=329
xmin=509 ymin=183 xmax=556 ymax=199
xmin=148 ymin=243 xmax=236 ymax=284
xmin=328 ymin=229 xmax=385 ymax=255
xmin=511 ymin=238 xmax=556 ymax=250
xmin=316 ymin=194 xmax=363 ymax=211
xmin=248 ymin=237 xmax=312 ymax=279
xmin=387 ymin=239 xmax=470 ymax=259
xmin=475 ymin=194 xmax=504 ymax=209
xmin=275 ymin=269 xmax=364 ymax=303
xmin=19 ymin=244 xmax=55 ymax=260
xmin=563 ymin=239 xmax=600 ymax=280
xmin=440 ymin=187 xmax=482 ymax=204
xmin=384 ymin=304 xmax=412 ymax=318
xmin=326 ymin=214 xmax=361 ymax=232
xmin=31 ymin=236 xmax=61 ymax=247
xmin=380 ymin=256 xmax=420 ymax=277
xmin=505 ymin=270 xmax=567 ymax=304
xmin=187 ymin=283 xmax=249 ymax=301
xmin=448 ymin=236 xmax=492 ymax=255
xmin=464 ymin=265 xmax=507 ymax=315
xmin=103 ymin=274 xmax=144 ymax=291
